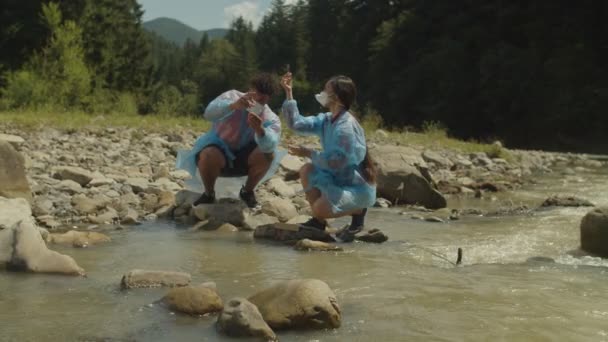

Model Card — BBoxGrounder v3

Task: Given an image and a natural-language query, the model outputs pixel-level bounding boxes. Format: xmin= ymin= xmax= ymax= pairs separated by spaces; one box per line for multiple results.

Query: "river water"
xmin=1 ymin=166 xmax=607 ymax=341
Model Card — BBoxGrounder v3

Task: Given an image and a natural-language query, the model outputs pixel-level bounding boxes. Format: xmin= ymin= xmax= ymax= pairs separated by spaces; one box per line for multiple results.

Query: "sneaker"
xmin=239 ymin=187 xmax=259 ymax=209
xmin=335 ymin=224 xmax=364 ymax=243
xmin=299 ymin=217 xmax=327 ymax=231
xmin=193 ymin=192 xmax=216 ymax=206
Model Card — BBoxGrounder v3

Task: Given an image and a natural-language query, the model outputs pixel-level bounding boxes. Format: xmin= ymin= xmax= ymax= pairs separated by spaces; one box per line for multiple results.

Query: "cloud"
xmin=224 ymin=1 xmax=262 ymax=28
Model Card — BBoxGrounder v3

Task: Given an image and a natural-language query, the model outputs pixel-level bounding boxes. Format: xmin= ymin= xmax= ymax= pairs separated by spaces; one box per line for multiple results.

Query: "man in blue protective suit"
xmin=176 ymin=73 xmax=282 ymax=209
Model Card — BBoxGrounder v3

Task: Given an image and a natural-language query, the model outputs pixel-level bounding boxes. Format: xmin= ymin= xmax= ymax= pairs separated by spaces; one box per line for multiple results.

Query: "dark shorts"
xmin=197 ymin=142 xmax=258 ymax=178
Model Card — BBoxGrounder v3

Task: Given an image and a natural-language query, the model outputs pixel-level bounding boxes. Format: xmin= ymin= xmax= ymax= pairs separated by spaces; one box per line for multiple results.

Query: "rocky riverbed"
xmin=2 ymin=125 xmax=602 ymax=232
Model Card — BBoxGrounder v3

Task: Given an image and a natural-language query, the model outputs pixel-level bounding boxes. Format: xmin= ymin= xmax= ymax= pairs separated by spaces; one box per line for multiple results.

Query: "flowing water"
xmin=2 ymin=166 xmax=608 ymax=341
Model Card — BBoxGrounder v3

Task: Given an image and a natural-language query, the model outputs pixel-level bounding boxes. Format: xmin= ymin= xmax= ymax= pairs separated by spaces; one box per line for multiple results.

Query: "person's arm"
xmin=254 ymin=113 xmax=281 ymax=153
xmin=204 ymin=90 xmax=253 ymax=121
xmin=281 ymin=100 xmax=325 ymax=136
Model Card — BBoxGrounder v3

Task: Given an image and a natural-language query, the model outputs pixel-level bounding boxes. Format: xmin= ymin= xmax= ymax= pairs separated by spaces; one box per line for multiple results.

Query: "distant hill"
xmin=143 ymin=17 xmax=228 ymax=46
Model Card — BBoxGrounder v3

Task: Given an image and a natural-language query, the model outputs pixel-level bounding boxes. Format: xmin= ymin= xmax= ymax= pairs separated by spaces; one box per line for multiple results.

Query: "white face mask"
xmin=249 ymin=102 xmax=264 ymax=116
xmin=315 ymin=91 xmax=330 ymax=107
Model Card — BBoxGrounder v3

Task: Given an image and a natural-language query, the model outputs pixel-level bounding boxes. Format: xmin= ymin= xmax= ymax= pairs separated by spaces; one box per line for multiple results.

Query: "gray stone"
xmin=294 ymin=239 xmax=343 ymax=251
xmin=541 ymin=195 xmax=595 ymax=208
xmin=53 ymin=166 xmax=93 ymax=186
xmin=217 ymin=298 xmax=277 ymax=341
xmin=268 ymin=178 xmax=296 ymax=198
xmin=55 ymin=180 xmax=83 ymax=195
xmin=261 ymin=199 xmax=298 ymax=222
xmin=280 ymin=155 xmax=305 ymax=174
xmin=242 ymin=213 xmax=279 ymax=231
xmin=422 ymin=150 xmax=454 ymax=168
xmin=192 ymin=203 xmax=248 ymax=229
xmin=125 ymin=178 xmax=149 ymax=194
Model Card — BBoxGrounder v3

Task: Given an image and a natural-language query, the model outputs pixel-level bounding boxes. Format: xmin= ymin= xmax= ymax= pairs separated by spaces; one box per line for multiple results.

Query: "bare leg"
xmin=197 ymin=147 xmax=226 ymax=194
xmin=244 ymin=147 xmax=273 ymax=191
xmin=300 ymin=163 xmax=323 ymax=217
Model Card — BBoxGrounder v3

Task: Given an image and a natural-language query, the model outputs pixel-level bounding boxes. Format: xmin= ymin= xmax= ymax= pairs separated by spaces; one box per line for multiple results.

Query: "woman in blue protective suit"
xmin=280 ymin=72 xmax=377 ymax=242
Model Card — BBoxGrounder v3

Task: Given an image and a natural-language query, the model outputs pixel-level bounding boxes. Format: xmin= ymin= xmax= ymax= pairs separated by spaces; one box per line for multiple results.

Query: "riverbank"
xmin=1 ymin=111 xmax=604 ymax=230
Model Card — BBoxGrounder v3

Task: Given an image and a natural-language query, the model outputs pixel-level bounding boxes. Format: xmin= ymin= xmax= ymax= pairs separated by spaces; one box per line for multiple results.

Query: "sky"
xmin=138 ymin=0 xmax=298 ymax=31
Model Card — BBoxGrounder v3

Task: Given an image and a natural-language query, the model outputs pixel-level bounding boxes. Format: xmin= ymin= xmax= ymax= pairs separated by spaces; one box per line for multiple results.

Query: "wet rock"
xmin=0 ymin=141 xmax=32 ymax=201
xmin=526 ymin=256 xmax=556 ymax=264
xmin=268 ymin=178 xmax=296 ymax=198
xmin=242 ymin=213 xmax=279 ymax=231
xmin=161 ymin=285 xmax=223 ymax=315
xmin=261 ymin=199 xmax=298 ymax=222
xmin=217 ymin=297 xmax=277 ymax=341
xmin=286 ymin=215 xmax=311 ymax=225
xmin=355 ymin=229 xmax=389 ymax=243
xmin=216 ymin=223 xmax=239 ymax=233
xmin=119 ymin=208 xmax=140 ymax=225
xmin=47 ymin=230 xmax=111 ymax=248
xmin=294 ymin=239 xmax=343 ymax=251
xmin=120 ymin=269 xmax=192 ymax=289
xmin=580 ymin=207 xmax=608 ymax=258
xmin=371 ymin=145 xmax=446 ymax=209
xmin=55 ymin=180 xmax=83 ymax=195
xmin=254 ymin=223 xmax=335 ymax=243
xmin=192 ymin=203 xmax=248 ymax=229
xmin=88 ymin=207 xmax=119 ymax=224
xmin=486 ymin=205 xmax=532 ymax=217
xmin=374 ymin=198 xmax=392 ymax=208
xmin=53 ymin=166 xmax=93 ymax=186
xmin=248 ymin=279 xmax=341 ymax=330
xmin=425 ymin=216 xmax=445 ymax=223
xmin=410 ymin=215 xmax=424 ymax=220
xmin=541 ymin=195 xmax=595 ymax=208
xmin=0 ymin=219 xmax=85 ymax=276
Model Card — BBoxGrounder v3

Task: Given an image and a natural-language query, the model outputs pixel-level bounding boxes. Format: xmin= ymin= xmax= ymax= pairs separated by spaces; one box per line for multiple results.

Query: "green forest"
xmin=2 ymin=0 xmax=608 ymax=152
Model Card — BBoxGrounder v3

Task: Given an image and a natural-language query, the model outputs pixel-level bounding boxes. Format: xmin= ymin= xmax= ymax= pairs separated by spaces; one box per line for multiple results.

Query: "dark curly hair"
xmin=250 ymin=73 xmax=279 ymax=97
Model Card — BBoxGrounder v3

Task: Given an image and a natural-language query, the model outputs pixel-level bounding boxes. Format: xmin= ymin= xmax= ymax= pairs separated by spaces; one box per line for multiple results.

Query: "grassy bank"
xmin=1 ymin=110 xmax=510 ymax=159
xmin=0 ymin=110 xmax=211 ymax=132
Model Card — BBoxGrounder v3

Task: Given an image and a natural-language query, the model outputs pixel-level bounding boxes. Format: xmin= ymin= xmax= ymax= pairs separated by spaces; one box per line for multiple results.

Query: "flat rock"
xmin=121 ymin=269 xmax=192 ymax=289
xmin=53 ymin=166 xmax=93 ymax=186
xmin=294 ymin=239 xmax=343 ymax=251
xmin=242 ymin=213 xmax=279 ymax=231
xmin=55 ymin=180 xmax=83 ymax=195
xmin=254 ymin=223 xmax=335 ymax=243
xmin=47 ymin=230 xmax=111 ymax=248
xmin=0 ymin=133 xmax=25 ymax=148
xmin=541 ymin=195 xmax=595 ymax=208
xmin=280 ymin=155 xmax=305 ymax=174
xmin=125 ymin=178 xmax=149 ymax=194
xmin=268 ymin=178 xmax=296 ymax=198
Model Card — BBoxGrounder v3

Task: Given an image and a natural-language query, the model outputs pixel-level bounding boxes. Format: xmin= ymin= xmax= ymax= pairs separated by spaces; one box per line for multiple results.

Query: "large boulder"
xmin=580 ymin=207 xmax=608 ymax=258
xmin=0 ymin=141 xmax=32 ymax=201
xmin=248 ymin=279 xmax=341 ymax=330
xmin=0 ymin=219 xmax=85 ymax=276
xmin=370 ymin=145 xmax=447 ymax=209
xmin=217 ymin=298 xmax=277 ymax=341
xmin=161 ymin=284 xmax=224 ymax=315
xmin=121 ymin=269 xmax=192 ymax=289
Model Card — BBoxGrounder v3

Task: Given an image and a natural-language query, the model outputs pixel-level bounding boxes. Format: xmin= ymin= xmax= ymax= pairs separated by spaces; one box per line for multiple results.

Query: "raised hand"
xmin=281 ymin=72 xmax=293 ymax=100
xmin=231 ymin=91 xmax=256 ymax=111
xmin=247 ymin=112 xmax=263 ymax=135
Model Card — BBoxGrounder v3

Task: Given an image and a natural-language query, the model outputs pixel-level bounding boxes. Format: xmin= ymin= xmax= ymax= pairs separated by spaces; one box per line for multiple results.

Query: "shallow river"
xmin=1 ymin=166 xmax=608 ymax=341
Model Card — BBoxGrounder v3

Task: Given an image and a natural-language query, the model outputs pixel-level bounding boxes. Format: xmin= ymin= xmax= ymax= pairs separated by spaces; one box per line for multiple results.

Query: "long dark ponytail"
xmin=329 ymin=76 xmax=378 ymax=184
